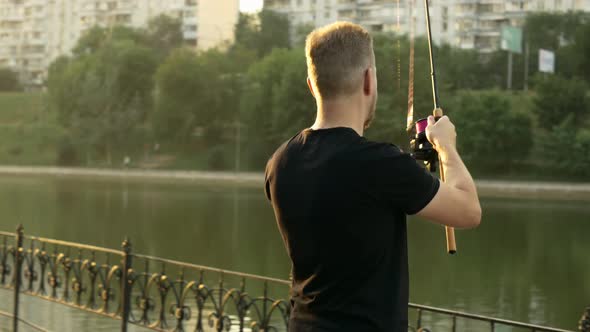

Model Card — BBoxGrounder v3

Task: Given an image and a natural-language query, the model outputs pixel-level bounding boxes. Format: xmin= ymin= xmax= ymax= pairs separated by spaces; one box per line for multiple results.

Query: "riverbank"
xmin=0 ymin=166 xmax=589 ymax=201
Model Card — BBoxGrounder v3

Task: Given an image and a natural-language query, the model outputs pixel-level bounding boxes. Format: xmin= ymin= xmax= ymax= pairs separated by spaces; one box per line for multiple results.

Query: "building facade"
xmin=264 ymin=0 xmax=590 ymax=53
xmin=0 ymin=0 xmax=238 ymax=87
xmin=449 ymin=0 xmax=590 ymax=53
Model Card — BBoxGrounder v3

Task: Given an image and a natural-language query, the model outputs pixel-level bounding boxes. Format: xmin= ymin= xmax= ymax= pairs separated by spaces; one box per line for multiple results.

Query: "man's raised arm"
xmin=416 ymin=115 xmax=481 ymax=229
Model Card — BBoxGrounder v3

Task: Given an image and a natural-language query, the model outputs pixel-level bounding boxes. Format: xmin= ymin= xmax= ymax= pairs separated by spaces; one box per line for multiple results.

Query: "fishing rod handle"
xmin=433 ymin=107 xmax=457 ymax=255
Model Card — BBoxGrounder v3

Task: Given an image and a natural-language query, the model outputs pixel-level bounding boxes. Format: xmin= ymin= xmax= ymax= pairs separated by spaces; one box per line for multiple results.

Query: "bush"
xmin=540 ymin=117 xmax=590 ymax=178
xmin=56 ymin=136 xmax=79 ymax=166
xmin=449 ymin=91 xmax=534 ymax=172
xmin=207 ymin=146 xmax=228 ymax=171
xmin=533 ymin=75 xmax=589 ymax=131
xmin=0 ymin=68 xmax=20 ymax=91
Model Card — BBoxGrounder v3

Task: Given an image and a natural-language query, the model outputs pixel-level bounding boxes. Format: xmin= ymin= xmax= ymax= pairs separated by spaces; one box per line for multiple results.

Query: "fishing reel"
xmin=408 ymin=117 xmax=439 ymax=173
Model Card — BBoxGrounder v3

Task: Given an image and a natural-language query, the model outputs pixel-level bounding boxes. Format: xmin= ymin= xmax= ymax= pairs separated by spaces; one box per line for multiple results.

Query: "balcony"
xmin=263 ymin=0 xmax=290 ymax=11
xmin=454 ymin=11 xmax=477 ymax=19
xmin=183 ymin=30 xmax=197 ymax=40
xmin=479 ymin=0 xmax=504 ymax=4
xmin=474 ymin=28 xmax=501 ymax=37
xmin=478 ymin=12 xmax=507 ymax=20
xmin=1 ymin=14 xmax=24 ymax=22
xmin=183 ymin=16 xmax=198 ymax=25
xmin=24 ymin=37 xmax=47 ymax=46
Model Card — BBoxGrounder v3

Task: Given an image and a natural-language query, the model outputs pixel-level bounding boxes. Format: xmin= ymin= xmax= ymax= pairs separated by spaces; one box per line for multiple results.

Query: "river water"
xmin=0 ymin=174 xmax=588 ymax=331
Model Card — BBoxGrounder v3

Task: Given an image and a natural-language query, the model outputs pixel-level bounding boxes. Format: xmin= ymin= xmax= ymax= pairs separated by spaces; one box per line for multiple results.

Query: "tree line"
xmin=45 ymin=11 xmax=590 ymax=179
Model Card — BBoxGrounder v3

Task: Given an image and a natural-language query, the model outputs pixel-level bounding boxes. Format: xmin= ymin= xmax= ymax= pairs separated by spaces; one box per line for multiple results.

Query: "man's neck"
xmin=310 ymin=97 xmax=365 ymax=136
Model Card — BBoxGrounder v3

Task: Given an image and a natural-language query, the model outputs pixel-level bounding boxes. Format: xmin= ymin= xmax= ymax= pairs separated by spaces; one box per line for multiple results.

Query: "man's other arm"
xmin=416 ymin=116 xmax=481 ymax=229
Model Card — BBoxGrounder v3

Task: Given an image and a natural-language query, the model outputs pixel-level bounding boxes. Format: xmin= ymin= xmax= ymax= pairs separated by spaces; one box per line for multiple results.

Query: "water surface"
xmin=0 ymin=175 xmax=587 ymax=330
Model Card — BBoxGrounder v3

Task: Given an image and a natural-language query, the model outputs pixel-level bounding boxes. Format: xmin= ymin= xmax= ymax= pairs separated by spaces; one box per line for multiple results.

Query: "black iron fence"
xmin=0 ymin=226 xmax=587 ymax=332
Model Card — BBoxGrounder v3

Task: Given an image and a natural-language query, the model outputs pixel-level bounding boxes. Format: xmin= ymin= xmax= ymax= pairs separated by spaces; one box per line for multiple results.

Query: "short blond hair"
xmin=305 ymin=22 xmax=374 ymax=99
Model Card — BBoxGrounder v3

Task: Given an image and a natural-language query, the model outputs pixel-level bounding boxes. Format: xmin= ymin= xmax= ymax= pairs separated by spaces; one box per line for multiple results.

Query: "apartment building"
xmin=265 ymin=0 xmax=590 ymax=53
xmin=0 ymin=0 xmax=238 ymax=87
xmin=450 ymin=0 xmax=590 ymax=52
xmin=264 ymin=0 xmax=431 ymax=36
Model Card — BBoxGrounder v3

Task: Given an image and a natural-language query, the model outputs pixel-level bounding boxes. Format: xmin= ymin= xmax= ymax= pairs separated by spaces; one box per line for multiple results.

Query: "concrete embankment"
xmin=0 ymin=166 xmax=589 ymax=201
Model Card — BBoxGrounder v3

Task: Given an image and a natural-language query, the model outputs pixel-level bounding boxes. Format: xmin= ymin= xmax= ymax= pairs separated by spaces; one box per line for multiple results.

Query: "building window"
xmin=371 ymin=24 xmax=383 ymax=32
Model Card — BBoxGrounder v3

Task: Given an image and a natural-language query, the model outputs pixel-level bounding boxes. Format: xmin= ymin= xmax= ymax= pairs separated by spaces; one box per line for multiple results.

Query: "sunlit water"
xmin=0 ymin=175 xmax=588 ymax=331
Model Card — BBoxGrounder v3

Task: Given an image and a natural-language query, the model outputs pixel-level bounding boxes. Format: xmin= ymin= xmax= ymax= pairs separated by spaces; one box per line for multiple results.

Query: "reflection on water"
xmin=0 ymin=175 xmax=588 ymax=330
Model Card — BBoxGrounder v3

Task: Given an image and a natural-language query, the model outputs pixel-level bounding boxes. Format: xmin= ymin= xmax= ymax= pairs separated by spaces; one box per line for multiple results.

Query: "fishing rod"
xmin=406 ymin=0 xmax=457 ymax=254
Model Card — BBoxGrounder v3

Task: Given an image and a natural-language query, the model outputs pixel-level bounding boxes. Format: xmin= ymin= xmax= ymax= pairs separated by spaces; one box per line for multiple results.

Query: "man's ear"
xmin=363 ymin=68 xmax=372 ymax=96
xmin=307 ymin=77 xmax=316 ymax=98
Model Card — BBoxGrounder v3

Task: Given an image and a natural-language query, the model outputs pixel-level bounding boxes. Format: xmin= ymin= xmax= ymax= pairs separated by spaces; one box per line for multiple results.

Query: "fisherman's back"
xmin=265 ymin=127 xmax=440 ymax=332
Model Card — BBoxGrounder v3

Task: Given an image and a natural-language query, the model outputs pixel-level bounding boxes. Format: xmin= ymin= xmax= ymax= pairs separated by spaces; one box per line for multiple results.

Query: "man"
xmin=264 ymin=22 xmax=481 ymax=332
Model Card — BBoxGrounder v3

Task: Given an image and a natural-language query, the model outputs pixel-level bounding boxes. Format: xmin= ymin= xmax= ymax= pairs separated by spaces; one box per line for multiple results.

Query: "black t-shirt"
xmin=265 ymin=127 xmax=439 ymax=332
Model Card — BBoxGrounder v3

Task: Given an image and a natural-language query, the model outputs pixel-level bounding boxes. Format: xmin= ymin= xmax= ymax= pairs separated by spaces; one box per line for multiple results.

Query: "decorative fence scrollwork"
xmin=0 ymin=226 xmax=291 ymax=332
xmin=0 ymin=226 xmax=586 ymax=332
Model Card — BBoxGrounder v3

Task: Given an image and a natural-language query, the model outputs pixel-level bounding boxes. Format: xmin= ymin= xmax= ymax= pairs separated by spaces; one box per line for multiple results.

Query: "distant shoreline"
xmin=0 ymin=166 xmax=589 ymax=201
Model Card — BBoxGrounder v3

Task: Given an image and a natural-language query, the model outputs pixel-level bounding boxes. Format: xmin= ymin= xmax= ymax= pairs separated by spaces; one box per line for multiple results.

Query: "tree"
xmin=449 ymin=91 xmax=534 ymax=172
xmin=257 ymin=10 xmax=290 ymax=56
xmin=146 ymin=14 xmax=184 ymax=60
xmin=48 ymin=32 xmax=158 ymax=164
xmin=293 ymin=23 xmax=315 ymax=47
xmin=573 ymin=21 xmax=590 ymax=82
xmin=0 ymin=68 xmax=20 ymax=91
xmin=232 ymin=10 xmax=290 ymax=58
xmin=153 ymin=48 xmax=235 ymax=144
xmin=71 ymin=25 xmax=147 ymax=56
xmin=240 ymin=48 xmax=313 ymax=168
xmin=523 ymin=12 xmax=590 ymax=84
xmin=533 ymin=75 xmax=589 ymax=131
xmin=540 ymin=116 xmax=590 ymax=178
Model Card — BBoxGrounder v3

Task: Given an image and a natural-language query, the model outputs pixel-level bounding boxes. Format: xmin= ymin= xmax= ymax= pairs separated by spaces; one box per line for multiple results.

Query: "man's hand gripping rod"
xmin=424 ymin=0 xmax=457 ymax=254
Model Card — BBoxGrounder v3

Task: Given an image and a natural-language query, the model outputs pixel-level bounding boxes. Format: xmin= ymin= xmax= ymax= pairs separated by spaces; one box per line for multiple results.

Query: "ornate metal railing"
xmin=0 ymin=226 xmax=587 ymax=332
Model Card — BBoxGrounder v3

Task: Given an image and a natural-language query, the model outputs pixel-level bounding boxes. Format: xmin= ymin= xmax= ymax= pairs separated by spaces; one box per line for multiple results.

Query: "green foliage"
xmin=154 ymin=48 xmax=237 ymax=145
xmin=523 ymin=12 xmax=590 ymax=84
xmin=293 ymin=23 xmax=315 ymax=47
xmin=573 ymin=22 xmax=590 ymax=82
xmin=240 ymin=48 xmax=315 ymax=169
xmin=72 ymin=26 xmax=147 ymax=56
xmin=532 ymin=75 xmax=589 ymax=130
xmin=25 ymin=12 xmax=590 ymax=180
xmin=0 ymin=68 xmax=20 ymax=91
xmin=539 ymin=117 xmax=590 ymax=178
xmin=146 ymin=14 xmax=184 ymax=60
xmin=0 ymin=92 xmax=63 ymax=165
xmin=233 ymin=10 xmax=290 ymax=58
xmin=449 ymin=91 xmax=534 ymax=171
xmin=48 ymin=27 xmax=158 ymax=164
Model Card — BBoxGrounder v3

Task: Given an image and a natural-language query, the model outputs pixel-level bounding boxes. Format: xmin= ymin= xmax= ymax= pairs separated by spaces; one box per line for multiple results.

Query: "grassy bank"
xmin=0 ymin=92 xmax=64 ymax=166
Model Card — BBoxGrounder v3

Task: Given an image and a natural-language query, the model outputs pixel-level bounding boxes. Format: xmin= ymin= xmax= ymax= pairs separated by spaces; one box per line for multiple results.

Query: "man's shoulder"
xmin=265 ymin=131 xmax=302 ymax=172
xmin=353 ymin=139 xmax=406 ymax=161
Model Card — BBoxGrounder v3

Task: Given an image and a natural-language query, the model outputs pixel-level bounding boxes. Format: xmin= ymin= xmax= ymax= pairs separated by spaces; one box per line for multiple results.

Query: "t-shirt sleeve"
xmin=371 ymin=146 xmax=440 ymax=215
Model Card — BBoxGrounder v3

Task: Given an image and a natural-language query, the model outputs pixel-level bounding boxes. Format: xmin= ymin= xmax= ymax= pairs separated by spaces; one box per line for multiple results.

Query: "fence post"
xmin=580 ymin=307 xmax=590 ymax=332
xmin=121 ymin=238 xmax=132 ymax=332
xmin=13 ymin=224 xmax=24 ymax=332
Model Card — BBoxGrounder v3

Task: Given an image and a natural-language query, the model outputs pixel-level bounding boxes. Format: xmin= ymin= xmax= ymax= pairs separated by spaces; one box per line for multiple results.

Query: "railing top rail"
xmin=0 ymin=231 xmax=15 ymax=237
xmin=26 ymin=235 xmax=124 ymax=256
xmin=133 ymin=253 xmax=291 ymax=286
xmin=408 ymin=303 xmax=574 ymax=332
